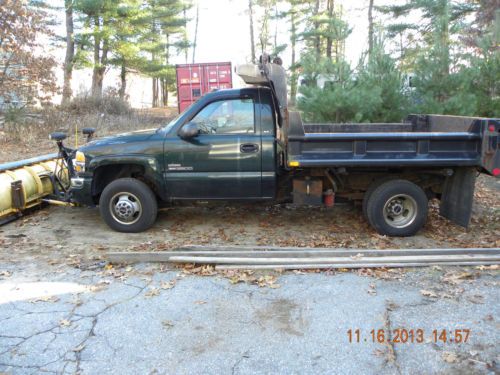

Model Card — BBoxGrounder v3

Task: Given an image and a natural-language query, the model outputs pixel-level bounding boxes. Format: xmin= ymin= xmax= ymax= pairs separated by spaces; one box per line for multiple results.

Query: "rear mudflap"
xmin=439 ymin=167 xmax=477 ymax=228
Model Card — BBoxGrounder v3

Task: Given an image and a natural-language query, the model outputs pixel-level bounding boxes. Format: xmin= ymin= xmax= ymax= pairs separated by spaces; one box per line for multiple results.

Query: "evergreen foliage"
xmin=296 ymin=0 xmax=499 ymax=121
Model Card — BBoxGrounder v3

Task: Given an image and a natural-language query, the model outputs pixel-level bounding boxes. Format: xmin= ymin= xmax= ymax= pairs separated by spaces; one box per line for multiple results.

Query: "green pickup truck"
xmin=62 ymin=61 xmax=499 ymax=237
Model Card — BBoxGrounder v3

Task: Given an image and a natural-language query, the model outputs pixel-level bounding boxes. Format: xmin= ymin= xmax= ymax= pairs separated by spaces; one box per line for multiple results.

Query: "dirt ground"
xmin=0 ymin=175 xmax=498 ymax=268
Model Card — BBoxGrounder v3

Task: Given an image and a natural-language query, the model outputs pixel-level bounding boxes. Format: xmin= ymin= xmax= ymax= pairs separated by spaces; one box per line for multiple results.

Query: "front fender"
xmin=88 ymin=155 xmax=165 ymax=200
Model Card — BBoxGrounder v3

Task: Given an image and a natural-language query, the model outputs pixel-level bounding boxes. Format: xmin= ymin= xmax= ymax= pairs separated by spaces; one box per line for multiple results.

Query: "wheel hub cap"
xmin=383 ymin=194 xmax=417 ymax=229
xmin=110 ymin=193 xmax=142 ymax=225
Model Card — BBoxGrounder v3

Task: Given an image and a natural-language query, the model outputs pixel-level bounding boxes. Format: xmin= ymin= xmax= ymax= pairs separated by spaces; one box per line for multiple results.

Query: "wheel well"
xmin=91 ymin=164 xmax=157 ymax=204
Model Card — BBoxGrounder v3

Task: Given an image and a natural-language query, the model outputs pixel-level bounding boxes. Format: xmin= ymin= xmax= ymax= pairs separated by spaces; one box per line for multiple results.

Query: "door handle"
xmin=240 ymin=143 xmax=259 ymax=153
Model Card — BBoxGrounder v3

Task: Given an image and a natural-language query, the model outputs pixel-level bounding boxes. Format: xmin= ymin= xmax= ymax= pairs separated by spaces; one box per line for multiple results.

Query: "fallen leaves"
xmin=160 ymin=280 xmax=176 ymax=290
xmin=59 ymin=319 xmax=71 ymax=327
xmin=442 ymin=351 xmax=458 ymax=363
xmin=256 ymin=275 xmax=281 ymax=288
xmin=222 ymin=270 xmax=281 ymax=288
xmin=442 ymin=271 xmax=475 ymax=285
xmin=475 ymin=265 xmax=499 ymax=271
xmin=466 ymin=294 xmax=485 ymax=304
xmin=144 ymin=288 xmax=160 ymax=298
xmin=367 ymin=283 xmax=377 ymax=295
xmin=72 ymin=344 xmax=85 ymax=352
xmin=420 ymin=289 xmax=438 ymax=298
xmin=29 ymin=295 xmax=59 ymax=303
xmin=181 ymin=264 xmax=217 ymax=276
xmin=162 ymin=320 xmax=174 ymax=329
xmin=89 ymin=280 xmax=111 ymax=293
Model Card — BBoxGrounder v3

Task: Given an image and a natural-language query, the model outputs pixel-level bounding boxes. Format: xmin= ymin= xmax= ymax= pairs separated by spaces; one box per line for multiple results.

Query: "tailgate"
xmin=482 ymin=119 xmax=500 ymax=177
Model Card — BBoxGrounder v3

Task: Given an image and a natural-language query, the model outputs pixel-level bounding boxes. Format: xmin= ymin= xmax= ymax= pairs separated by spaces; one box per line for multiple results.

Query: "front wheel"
xmin=99 ymin=178 xmax=158 ymax=233
xmin=366 ymin=180 xmax=428 ymax=237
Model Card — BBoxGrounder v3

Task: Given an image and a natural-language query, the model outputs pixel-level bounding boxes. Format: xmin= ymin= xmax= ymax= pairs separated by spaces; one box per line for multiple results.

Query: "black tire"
xmin=366 ymin=179 xmax=428 ymax=237
xmin=362 ymin=177 xmax=397 ymax=220
xmin=99 ymin=178 xmax=158 ymax=233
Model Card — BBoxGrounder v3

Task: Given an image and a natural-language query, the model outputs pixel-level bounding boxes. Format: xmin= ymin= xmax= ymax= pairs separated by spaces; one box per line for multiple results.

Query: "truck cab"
xmin=162 ymin=87 xmax=279 ymax=200
xmin=70 ymin=86 xmax=284 ymax=233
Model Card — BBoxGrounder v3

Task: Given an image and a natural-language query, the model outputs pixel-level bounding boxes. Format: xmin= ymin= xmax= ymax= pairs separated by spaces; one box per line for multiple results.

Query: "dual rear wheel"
xmin=363 ymin=180 xmax=428 ymax=237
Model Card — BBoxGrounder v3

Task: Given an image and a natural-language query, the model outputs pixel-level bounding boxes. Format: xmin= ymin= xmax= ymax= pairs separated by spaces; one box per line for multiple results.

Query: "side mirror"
xmin=179 ymin=122 xmax=199 ymax=139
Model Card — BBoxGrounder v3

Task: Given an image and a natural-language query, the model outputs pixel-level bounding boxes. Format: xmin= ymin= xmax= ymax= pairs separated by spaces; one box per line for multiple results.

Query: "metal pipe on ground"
xmin=106 ymin=247 xmax=500 ymax=261
xmin=215 ymin=261 xmax=500 ymax=270
xmin=166 ymin=254 xmax=500 ymax=265
xmin=106 ymin=247 xmax=500 ymax=270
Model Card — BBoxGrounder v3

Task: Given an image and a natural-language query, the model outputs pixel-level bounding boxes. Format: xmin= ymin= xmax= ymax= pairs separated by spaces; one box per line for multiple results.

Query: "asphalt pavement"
xmin=0 ymin=262 xmax=498 ymax=375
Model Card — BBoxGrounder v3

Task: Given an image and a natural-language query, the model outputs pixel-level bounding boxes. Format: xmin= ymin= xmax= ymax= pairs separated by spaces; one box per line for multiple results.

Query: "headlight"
xmin=74 ymin=151 xmax=86 ymax=173
xmin=75 ymin=151 xmax=85 ymax=163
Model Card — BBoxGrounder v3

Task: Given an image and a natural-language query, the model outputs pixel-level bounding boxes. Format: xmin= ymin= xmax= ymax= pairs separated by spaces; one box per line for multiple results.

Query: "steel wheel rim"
xmin=109 ymin=192 xmax=142 ymax=225
xmin=383 ymin=194 xmax=417 ymax=229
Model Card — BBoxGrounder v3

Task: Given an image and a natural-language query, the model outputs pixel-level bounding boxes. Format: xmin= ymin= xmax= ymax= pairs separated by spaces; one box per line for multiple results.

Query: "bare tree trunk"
xmin=119 ymin=62 xmax=126 ymax=100
xmin=368 ymin=0 xmax=374 ymax=58
xmin=313 ymin=0 xmax=321 ymax=62
xmin=192 ymin=4 xmax=199 ymax=63
xmin=273 ymin=4 xmax=278 ymax=53
xmin=91 ymin=17 xmax=101 ymax=97
xmin=163 ymin=35 xmax=170 ymax=107
xmin=91 ymin=16 xmax=107 ymax=98
xmin=62 ymin=0 xmax=74 ymax=105
xmin=259 ymin=5 xmax=271 ymax=55
xmin=289 ymin=9 xmax=298 ymax=106
xmin=249 ymin=0 xmax=256 ymax=63
xmin=152 ymin=78 xmax=158 ymax=107
xmin=183 ymin=6 xmax=188 ymax=63
xmin=326 ymin=0 xmax=334 ymax=60
xmin=162 ymin=79 xmax=169 ymax=107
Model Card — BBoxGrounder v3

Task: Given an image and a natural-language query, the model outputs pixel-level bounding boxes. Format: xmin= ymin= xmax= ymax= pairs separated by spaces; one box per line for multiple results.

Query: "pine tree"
xmin=74 ymin=0 xmax=117 ymax=98
xmin=62 ymin=0 xmax=75 ymax=105
xmin=137 ymin=0 xmax=190 ymax=107
xmin=377 ymin=0 xmax=476 ymax=114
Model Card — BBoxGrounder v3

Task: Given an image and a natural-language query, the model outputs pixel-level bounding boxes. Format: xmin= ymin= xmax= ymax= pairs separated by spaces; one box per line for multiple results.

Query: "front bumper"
xmin=70 ymin=176 xmax=95 ymax=206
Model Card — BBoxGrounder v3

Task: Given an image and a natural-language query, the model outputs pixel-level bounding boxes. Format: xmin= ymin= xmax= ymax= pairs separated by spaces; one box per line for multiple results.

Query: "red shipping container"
xmin=176 ymin=62 xmax=233 ymax=113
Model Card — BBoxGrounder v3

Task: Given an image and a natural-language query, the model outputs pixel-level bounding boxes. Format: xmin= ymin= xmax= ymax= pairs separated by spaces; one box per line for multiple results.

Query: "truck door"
xmin=165 ymin=95 xmax=262 ymax=199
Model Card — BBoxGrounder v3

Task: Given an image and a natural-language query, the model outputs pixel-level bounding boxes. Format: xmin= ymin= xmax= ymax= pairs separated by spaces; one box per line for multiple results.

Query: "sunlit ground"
xmin=0 ymin=281 xmax=88 ymax=304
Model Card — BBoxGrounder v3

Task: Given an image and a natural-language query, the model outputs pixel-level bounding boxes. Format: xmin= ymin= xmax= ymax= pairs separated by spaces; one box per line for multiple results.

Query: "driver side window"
xmin=191 ymin=98 xmax=255 ymax=134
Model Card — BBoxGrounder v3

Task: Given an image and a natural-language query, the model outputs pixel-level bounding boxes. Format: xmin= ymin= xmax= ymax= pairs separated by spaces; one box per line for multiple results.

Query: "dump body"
xmin=287 ymin=113 xmax=499 ymax=175
xmin=176 ymin=62 xmax=233 ymax=113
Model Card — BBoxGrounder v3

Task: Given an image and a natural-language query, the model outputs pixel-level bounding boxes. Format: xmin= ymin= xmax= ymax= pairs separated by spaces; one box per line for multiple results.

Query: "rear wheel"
xmin=362 ymin=177 xmax=396 ymax=219
xmin=99 ymin=178 xmax=158 ymax=233
xmin=366 ymin=180 xmax=428 ymax=237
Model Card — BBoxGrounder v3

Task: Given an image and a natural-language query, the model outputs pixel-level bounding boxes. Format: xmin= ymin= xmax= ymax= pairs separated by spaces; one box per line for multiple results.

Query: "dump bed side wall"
xmin=287 ymin=113 xmax=494 ymax=169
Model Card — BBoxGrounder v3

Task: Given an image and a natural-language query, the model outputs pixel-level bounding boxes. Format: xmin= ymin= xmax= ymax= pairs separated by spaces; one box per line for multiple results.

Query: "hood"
xmin=79 ymin=129 xmax=157 ymax=151
xmin=78 ymin=128 xmax=164 ymax=159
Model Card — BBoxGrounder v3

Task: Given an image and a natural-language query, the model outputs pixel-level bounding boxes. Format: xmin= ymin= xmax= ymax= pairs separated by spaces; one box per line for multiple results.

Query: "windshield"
xmin=161 ymin=112 xmax=183 ymax=134
xmin=160 ymin=100 xmax=200 ymax=134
